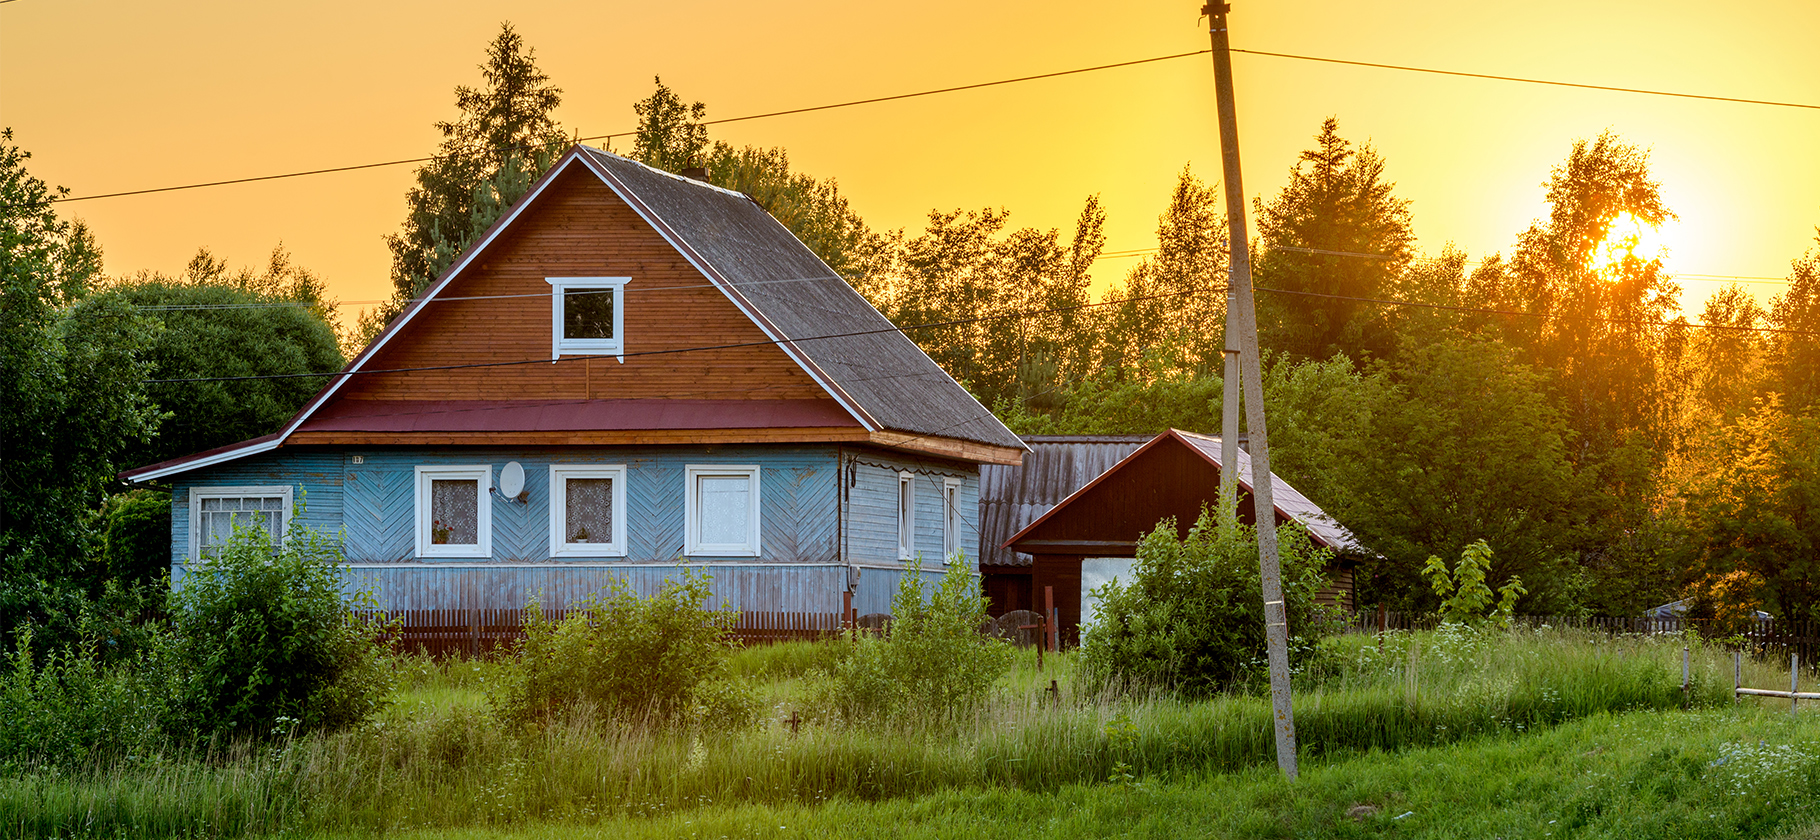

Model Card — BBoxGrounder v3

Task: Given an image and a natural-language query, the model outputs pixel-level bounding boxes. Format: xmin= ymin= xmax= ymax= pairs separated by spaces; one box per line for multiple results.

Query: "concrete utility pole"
xmin=1204 ymin=0 xmax=1299 ymax=780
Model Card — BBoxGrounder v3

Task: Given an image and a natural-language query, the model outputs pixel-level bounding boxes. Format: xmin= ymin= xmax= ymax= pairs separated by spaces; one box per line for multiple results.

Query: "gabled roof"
xmin=978 ymin=436 xmax=1153 ymax=567
xmin=577 ymin=149 xmax=1023 ymax=453
xmin=993 ymin=429 xmax=1365 ymax=564
xmin=123 ymin=146 xmax=1021 ymax=483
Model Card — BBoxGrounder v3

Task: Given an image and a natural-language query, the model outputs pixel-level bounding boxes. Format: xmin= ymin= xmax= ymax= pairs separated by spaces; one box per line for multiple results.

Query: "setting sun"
xmin=1596 ymin=211 xmax=1676 ymax=272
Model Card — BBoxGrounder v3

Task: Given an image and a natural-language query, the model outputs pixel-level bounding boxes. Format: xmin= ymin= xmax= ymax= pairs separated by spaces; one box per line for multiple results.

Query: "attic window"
xmin=547 ymin=277 xmax=628 ymax=360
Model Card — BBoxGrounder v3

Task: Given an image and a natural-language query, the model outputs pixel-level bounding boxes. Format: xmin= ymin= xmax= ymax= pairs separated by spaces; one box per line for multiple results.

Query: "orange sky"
xmin=3 ymin=0 xmax=1816 ymax=322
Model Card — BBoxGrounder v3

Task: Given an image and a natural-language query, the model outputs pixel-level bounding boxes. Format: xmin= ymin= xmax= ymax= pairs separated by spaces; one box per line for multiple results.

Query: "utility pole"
xmin=1204 ymin=0 xmax=1299 ymax=780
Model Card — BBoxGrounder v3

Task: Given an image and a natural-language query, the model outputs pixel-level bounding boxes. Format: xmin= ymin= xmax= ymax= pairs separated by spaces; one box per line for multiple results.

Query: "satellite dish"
xmin=499 ymin=462 xmax=526 ymax=498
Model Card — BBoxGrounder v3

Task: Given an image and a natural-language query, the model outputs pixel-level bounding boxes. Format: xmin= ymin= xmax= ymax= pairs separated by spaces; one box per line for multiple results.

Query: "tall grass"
xmin=3 ymin=626 xmax=1794 ymax=838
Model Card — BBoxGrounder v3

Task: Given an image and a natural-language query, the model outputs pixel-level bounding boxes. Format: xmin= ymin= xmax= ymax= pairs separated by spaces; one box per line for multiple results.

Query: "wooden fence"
xmin=1345 ymin=611 xmax=1820 ymax=672
xmin=360 ymin=608 xmax=847 ymax=658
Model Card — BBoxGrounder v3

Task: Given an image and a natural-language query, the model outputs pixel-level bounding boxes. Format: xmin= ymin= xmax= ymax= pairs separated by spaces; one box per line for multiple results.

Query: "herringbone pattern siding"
xmin=344 ymin=467 xmax=412 ymax=562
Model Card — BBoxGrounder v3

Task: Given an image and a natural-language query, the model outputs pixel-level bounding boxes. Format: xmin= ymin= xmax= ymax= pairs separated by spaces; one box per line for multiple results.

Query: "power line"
xmin=143 ymin=284 xmax=1209 ymax=384
xmin=26 ymin=51 xmax=1211 ymax=209
xmin=116 ymin=273 xmax=849 ymax=312
xmin=1231 ymin=48 xmax=1820 ymax=110
xmin=1253 ymin=285 xmax=1818 ymax=336
xmin=24 ymin=45 xmax=1815 ymax=209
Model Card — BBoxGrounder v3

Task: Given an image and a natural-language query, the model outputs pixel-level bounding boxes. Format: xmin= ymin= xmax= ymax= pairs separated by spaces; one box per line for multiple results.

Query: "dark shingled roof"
xmin=978 ymin=436 xmax=1152 ymax=567
xmin=582 ymin=148 xmax=1023 ymax=452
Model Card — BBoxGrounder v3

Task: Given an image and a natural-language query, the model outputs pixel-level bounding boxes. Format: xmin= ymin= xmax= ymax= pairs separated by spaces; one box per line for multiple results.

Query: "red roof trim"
xmin=119 ymin=433 xmax=281 ymax=483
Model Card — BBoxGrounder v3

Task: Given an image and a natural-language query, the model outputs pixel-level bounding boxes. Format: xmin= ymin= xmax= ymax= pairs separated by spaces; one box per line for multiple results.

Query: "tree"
xmin=866 ymin=201 xmax=1104 ymax=409
xmin=628 ymin=79 xmax=881 ymax=284
xmin=1253 ymin=118 xmax=1414 ymax=362
xmin=1098 ymin=166 xmax=1226 ymax=375
xmin=630 ymin=76 xmax=708 ymax=174
xmin=1 ymin=128 xmax=161 ymax=632
xmin=102 ymin=247 xmax=346 ymax=468
xmin=379 ymin=22 xmax=566 ymax=325
xmin=1674 ymin=396 xmax=1820 ymax=622
xmin=1321 ymin=337 xmax=1585 ymax=612
xmin=1767 ymin=232 xmax=1820 ymax=412
xmin=1497 ymin=132 xmax=1680 ymax=458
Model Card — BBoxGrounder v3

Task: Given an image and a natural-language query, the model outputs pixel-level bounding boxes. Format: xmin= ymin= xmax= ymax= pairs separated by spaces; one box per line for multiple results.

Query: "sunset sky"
xmin=3 ymin=0 xmax=1816 ymax=321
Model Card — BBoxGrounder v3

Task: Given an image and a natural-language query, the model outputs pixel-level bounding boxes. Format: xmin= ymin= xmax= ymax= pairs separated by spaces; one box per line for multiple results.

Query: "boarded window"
xmin=698 ymin=476 xmax=750 ymax=546
xmin=685 ymin=465 xmax=760 ymax=556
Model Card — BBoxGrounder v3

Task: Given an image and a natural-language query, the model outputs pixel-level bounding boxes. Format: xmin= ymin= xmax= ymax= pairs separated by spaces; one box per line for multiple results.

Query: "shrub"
xmin=830 ymin=560 xmax=1014 ymax=725
xmin=493 ymin=569 xmax=752 ymax=728
xmin=102 ymin=489 xmax=173 ymax=588
xmin=166 ymin=521 xmax=391 ymax=739
xmin=1422 ymin=538 xmax=1526 ymax=628
xmin=1081 ymin=509 xmax=1331 ymax=697
xmin=0 ymin=626 xmax=169 ymax=769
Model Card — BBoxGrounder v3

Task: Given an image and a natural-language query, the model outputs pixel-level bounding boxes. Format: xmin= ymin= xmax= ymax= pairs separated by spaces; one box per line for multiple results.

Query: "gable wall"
xmin=339 ymin=166 xmax=825 ymax=403
xmin=1018 ymin=441 xmax=1263 ymax=550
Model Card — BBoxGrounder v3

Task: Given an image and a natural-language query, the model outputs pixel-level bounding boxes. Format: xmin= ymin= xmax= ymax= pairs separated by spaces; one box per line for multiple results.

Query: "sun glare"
xmin=1595 ymin=212 xmax=1673 ymax=271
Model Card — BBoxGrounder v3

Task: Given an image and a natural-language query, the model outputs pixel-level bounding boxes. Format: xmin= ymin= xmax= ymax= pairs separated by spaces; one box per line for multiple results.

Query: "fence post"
xmin=1794 ymin=654 xmax=1802 ymax=714
xmin=1044 ymin=585 xmax=1057 ymax=652
xmin=1682 ymin=646 xmax=1690 ymax=707
xmin=1734 ymin=650 xmax=1742 ymax=704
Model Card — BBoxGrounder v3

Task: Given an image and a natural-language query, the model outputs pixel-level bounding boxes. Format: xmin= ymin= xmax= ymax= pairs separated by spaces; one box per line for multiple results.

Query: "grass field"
xmin=7 ymin=626 xmax=1817 ymax=838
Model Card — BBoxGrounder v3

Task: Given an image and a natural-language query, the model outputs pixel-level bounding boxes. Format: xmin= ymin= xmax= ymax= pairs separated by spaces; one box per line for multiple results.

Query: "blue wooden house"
xmin=122 ymin=145 xmax=1026 ymax=615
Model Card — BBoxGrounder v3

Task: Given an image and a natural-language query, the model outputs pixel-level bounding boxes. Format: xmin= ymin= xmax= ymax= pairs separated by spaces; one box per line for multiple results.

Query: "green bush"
xmin=166 ymin=521 xmax=391 ymax=739
xmin=1081 ymin=509 xmax=1332 ymax=697
xmin=102 ymin=488 xmax=172 ymax=588
xmin=493 ymin=569 xmax=753 ymax=728
xmin=829 ymin=560 xmax=1014 ymax=725
xmin=0 ymin=626 xmax=169 ymax=769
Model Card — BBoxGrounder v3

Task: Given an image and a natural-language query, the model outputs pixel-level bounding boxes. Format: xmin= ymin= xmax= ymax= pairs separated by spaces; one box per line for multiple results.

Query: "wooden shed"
xmin=983 ymin=429 xmax=1362 ymax=644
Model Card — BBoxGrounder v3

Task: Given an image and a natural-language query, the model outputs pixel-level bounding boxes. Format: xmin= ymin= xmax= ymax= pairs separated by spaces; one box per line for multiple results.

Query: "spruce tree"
xmin=378 ymin=23 xmax=566 ymax=328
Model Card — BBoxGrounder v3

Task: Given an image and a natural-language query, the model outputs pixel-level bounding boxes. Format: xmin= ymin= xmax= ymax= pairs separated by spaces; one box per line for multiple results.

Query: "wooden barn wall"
xmin=335 ymin=166 xmax=825 ymax=404
xmin=1018 ymin=446 xmax=1268 ymax=547
xmin=843 ymin=449 xmax=979 ymax=566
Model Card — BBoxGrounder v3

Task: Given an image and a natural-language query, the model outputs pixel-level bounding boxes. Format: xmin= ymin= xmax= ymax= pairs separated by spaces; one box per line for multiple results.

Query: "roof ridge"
xmin=580 ymin=146 xmax=755 ymax=201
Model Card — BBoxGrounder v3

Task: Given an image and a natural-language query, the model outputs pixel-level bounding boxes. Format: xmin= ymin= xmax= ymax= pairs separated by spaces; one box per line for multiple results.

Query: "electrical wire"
xmin=142 ymin=284 xmax=1210 ymax=384
xmin=1231 ymin=48 xmax=1820 ymax=111
xmin=17 ymin=45 xmax=1814 ymax=209
xmin=143 ymin=270 xmax=1820 ymax=387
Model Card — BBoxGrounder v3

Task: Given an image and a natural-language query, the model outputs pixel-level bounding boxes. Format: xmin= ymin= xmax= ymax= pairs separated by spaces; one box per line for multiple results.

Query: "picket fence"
xmin=1347 ymin=611 xmax=1820 ymax=672
xmin=358 ymin=608 xmax=847 ymax=657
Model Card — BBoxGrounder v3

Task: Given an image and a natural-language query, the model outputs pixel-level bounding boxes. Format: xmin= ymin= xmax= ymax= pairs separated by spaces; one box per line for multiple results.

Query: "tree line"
xmin=5 ymin=22 xmax=1819 ymax=652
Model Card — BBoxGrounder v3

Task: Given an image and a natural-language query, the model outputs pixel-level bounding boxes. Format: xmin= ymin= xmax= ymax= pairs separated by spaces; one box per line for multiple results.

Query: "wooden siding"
xmin=343 ymin=562 xmax=938 ymax=615
xmin=335 ymin=167 xmax=827 ymax=405
xmin=168 ymin=451 xmax=344 ymax=567
xmin=843 ymin=450 xmax=979 ymax=566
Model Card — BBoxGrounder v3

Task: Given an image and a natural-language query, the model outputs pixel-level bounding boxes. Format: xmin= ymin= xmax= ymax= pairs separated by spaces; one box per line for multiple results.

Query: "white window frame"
xmin=684 ymin=465 xmax=762 ymax=557
xmin=415 ymin=465 xmax=492 ymax=559
xmin=188 ymin=485 xmax=293 ymax=562
xmin=898 ymin=471 xmax=916 ymax=561
xmin=547 ymin=276 xmax=629 ymax=361
xmin=943 ymin=477 xmax=964 ymax=563
xmin=548 ymin=464 xmax=628 ymax=557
